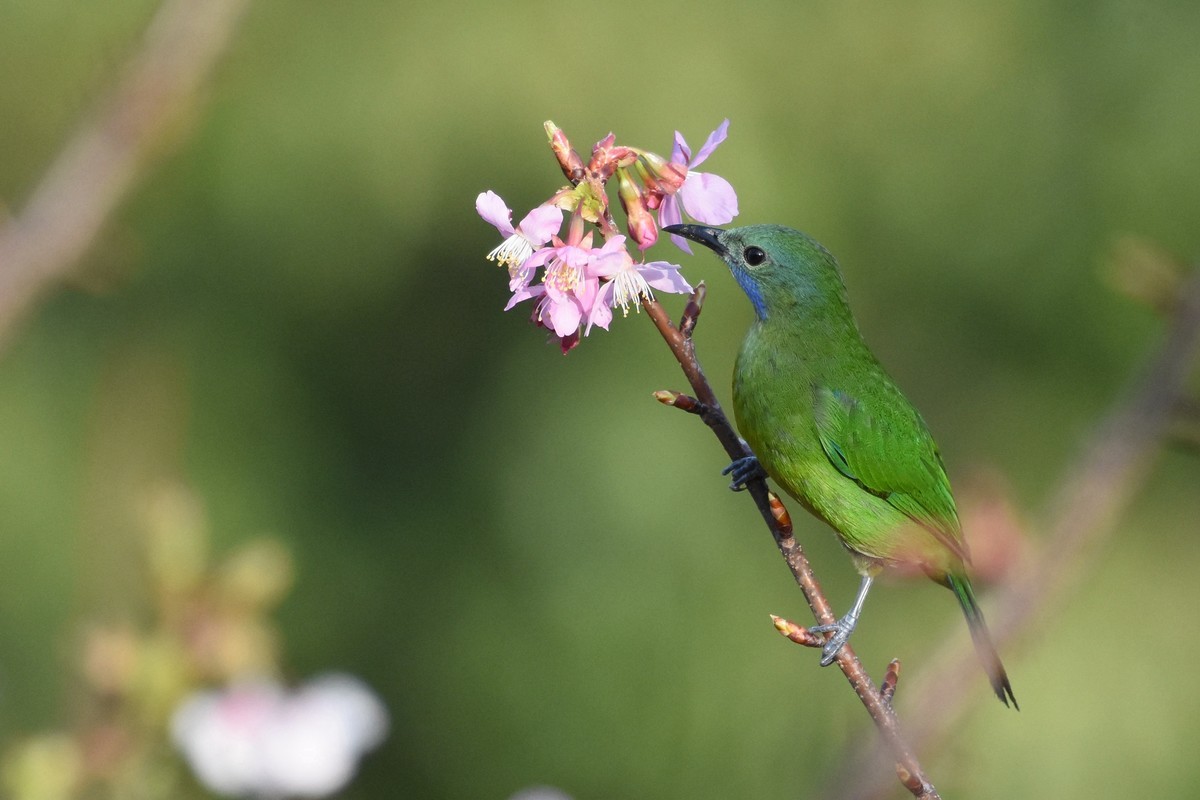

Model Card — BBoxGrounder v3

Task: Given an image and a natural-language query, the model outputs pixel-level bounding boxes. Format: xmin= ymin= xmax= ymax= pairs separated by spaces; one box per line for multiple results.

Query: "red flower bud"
xmin=544 ymin=121 xmax=585 ymax=182
xmin=635 ymin=161 xmax=664 ymax=210
xmin=639 ymin=151 xmax=687 ymax=194
xmin=617 ymin=168 xmax=657 ymax=250
xmin=587 ymin=134 xmax=638 ymax=182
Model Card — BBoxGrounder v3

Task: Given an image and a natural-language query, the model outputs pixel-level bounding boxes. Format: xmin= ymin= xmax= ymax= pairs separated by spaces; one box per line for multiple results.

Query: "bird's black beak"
xmin=663 ymin=224 xmax=727 ymax=257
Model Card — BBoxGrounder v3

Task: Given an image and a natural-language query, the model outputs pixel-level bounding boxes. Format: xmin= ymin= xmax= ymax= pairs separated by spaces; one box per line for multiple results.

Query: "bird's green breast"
xmin=732 ymin=320 xmax=944 ymax=569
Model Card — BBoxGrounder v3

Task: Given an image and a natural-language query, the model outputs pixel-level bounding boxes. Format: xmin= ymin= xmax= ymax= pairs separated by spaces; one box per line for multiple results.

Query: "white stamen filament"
xmin=487 ymin=233 xmax=533 ymax=268
xmin=610 ymin=269 xmax=652 ymax=316
xmin=508 ymin=261 xmax=532 ymax=288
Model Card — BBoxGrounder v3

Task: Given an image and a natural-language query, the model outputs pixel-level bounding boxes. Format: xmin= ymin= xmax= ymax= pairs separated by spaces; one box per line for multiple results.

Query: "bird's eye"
xmin=744 ymin=246 xmax=766 ymax=266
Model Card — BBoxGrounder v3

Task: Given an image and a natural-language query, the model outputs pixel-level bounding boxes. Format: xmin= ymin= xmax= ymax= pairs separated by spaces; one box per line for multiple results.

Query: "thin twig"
xmin=643 ymin=289 xmax=941 ymax=800
xmin=0 ymin=0 xmax=253 ymax=349
xmin=829 ymin=267 xmax=1200 ymax=799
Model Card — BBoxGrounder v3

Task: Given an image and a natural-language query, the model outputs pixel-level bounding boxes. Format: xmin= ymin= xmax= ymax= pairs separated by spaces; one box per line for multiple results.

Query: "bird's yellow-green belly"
xmin=732 ymin=373 xmax=911 ymax=564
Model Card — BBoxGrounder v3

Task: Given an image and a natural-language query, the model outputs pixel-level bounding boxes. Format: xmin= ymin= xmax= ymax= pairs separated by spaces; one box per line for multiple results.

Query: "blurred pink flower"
xmin=172 ymin=674 xmax=387 ymax=799
xmin=477 ymin=191 xmax=564 ymax=290
xmin=509 ymin=788 xmax=574 ymax=800
xmin=658 ymin=120 xmax=739 ymax=253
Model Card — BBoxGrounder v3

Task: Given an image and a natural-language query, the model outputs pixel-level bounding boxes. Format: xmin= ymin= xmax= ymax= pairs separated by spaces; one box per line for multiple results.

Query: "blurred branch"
xmin=644 ymin=288 xmax=942 ymax=800
xmin=829 ymin=265 xmax=1200 ymax=800
xmin=0 ymin=0 xmax=253 ymax=349
xmin=1169 ymin=397 xmax=1200 ymax=455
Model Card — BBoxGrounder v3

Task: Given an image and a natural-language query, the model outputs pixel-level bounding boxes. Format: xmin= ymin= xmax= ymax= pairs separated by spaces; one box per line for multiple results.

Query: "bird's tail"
xmin=947 ymin=573 xmax=1018 ymax=710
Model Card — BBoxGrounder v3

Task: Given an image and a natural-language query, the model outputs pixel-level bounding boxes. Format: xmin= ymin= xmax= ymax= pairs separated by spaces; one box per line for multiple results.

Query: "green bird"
xmin=665 ymin=223 xmax=1016 ymax=708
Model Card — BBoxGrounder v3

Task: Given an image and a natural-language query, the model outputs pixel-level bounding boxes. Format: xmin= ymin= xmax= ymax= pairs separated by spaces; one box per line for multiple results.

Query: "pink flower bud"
xmin=565 ymin=212 xmax=588 ymax=247
xmin=638 ymin=151 xmax=687 ymax=194
xmin=544 ymin=121 xmax=585 ymax=182
xmin=635 ymin=161 xmax=664 ymax=210
xmin=587 ymin=134 xmax=637 ymax=182
xmin=617 ymin=169 xmax=657 ymax=250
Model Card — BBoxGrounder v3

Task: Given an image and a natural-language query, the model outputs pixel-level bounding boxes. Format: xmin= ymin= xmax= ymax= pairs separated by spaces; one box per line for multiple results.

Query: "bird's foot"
xmin=808 ymin=613 xmax=860 ymax=666
xmin=722 ymin=455 xmax=766 ymax=491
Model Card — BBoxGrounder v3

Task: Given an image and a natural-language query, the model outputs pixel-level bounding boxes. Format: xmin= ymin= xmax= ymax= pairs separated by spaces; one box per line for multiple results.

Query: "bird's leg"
xmin=722 ymin=455 xmax=767 ymax=491
xmin=808 ymin=574 xmax=874 ymax=666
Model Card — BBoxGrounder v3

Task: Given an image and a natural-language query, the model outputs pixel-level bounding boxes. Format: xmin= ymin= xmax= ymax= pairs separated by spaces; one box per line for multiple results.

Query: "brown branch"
xmin=828 ymin=266 xmax=1200 ymax=799
xmin=643 ymin=288 xmax=941 ymax=800
xmin=0 ymin=0 xmax=253 ymax=350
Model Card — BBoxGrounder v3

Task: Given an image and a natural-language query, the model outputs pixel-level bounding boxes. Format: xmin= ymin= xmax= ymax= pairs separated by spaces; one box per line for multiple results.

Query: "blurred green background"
xmin=2 ymin=0 xmax=1200 ymax=797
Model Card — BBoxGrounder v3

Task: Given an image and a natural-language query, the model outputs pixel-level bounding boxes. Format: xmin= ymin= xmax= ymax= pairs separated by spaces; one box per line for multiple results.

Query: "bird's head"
xmin=664 ymin=223 xmax=849 ymax=322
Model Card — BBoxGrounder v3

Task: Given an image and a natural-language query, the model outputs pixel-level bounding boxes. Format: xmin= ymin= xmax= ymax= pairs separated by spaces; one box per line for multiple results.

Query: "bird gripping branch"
xmin=665 ymin=223 xmax=1017 ymax=709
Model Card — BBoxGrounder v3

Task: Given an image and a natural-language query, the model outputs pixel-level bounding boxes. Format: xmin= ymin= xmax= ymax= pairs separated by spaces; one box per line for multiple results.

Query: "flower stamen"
xmin=487 ymin=233 xmax=534 ymax=269
xmin=610 ymin=269 xmax=652 ymax=316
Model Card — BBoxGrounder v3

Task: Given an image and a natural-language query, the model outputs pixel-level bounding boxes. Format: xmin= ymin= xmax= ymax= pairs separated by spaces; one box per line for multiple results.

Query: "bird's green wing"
xmin=812 ymin=384 xmax=968 ymax=564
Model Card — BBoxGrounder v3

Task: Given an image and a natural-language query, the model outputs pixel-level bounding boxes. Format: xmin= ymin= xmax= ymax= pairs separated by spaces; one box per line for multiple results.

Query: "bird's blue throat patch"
xmin=731 ymin=266 xmax=769 ymax=320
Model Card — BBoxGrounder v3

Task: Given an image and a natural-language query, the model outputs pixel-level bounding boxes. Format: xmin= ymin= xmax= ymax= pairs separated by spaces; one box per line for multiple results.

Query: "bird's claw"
xmin=722 ymin=455 xmax=766 ymax=491
xmin=809 ymin=617 xmax=856 ymax=666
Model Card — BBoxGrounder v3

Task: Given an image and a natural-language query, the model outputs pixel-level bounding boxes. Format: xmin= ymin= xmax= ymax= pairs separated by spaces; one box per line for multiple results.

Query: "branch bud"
xmin=653 ymin=389 xmax=680 ymax=405
xmin=653 ymin=390 xmax=705 ymax=415
xmin=880 ymin=659 xmax=901 ymax=704
xmin=770 ymin=615 xmax=823 ymax=647
xmin=895 ymin=763 xmax=925 ymax=796
xmin=767 ymin=492 xmax=793 ymax=538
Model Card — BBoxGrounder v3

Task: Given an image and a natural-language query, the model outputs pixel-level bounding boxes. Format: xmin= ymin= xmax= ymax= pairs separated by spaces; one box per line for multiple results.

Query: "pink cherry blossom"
xmin=505 ymin=284 xmax=586 ymax=354
xmin=658 ymin=120 xmax=739 ymax=253
xmin=478 ymin=121 xmax=738 ymax=352
xmin=477 ymin=191 xmax=563 ymax=290
xmin=585 ymin=236 xmax=692 ymax=333
xmin=506 ymin=234 xmax=599 ymax=341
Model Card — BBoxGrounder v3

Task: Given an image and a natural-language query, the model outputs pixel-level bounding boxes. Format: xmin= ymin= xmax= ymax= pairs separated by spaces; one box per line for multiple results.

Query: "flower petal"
xmin=517 ymin=204 xmax=564 ymax=245
xmin=523 ymin=246 xmax=555 ymax=270
xmin=657 ymin=197 xmax=681 ymax=230
xmin=508 ymin=261 xmax=537 ymax=292
xmin=505 ymin=283 xmax=544 ymax=311
xmin=639 ymin=262 xmax=694 ymax=295
xmin=574 ymin=274 xmax=598 ymax=312
xmin=679 ymin=172 xmax=738 ymax=225
xmin=545 ymin=295 xmax=583 ymax=337
xmin=689 ymin=119 xmax=730 ymax=168
xmin=657 ymin=196 xmax=692 ymax=254
xmin=670 ymin=131 xmax=691 ymax=166
xmin=597 ymin=235 xmax=627 ymax=255
xmin=586 ymin=286 xmax=614 ymax=334
xmin=586 ymin=237 xmax=632 ymax=279
xmin=476 ymin=191 xmax=515 ymax=236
